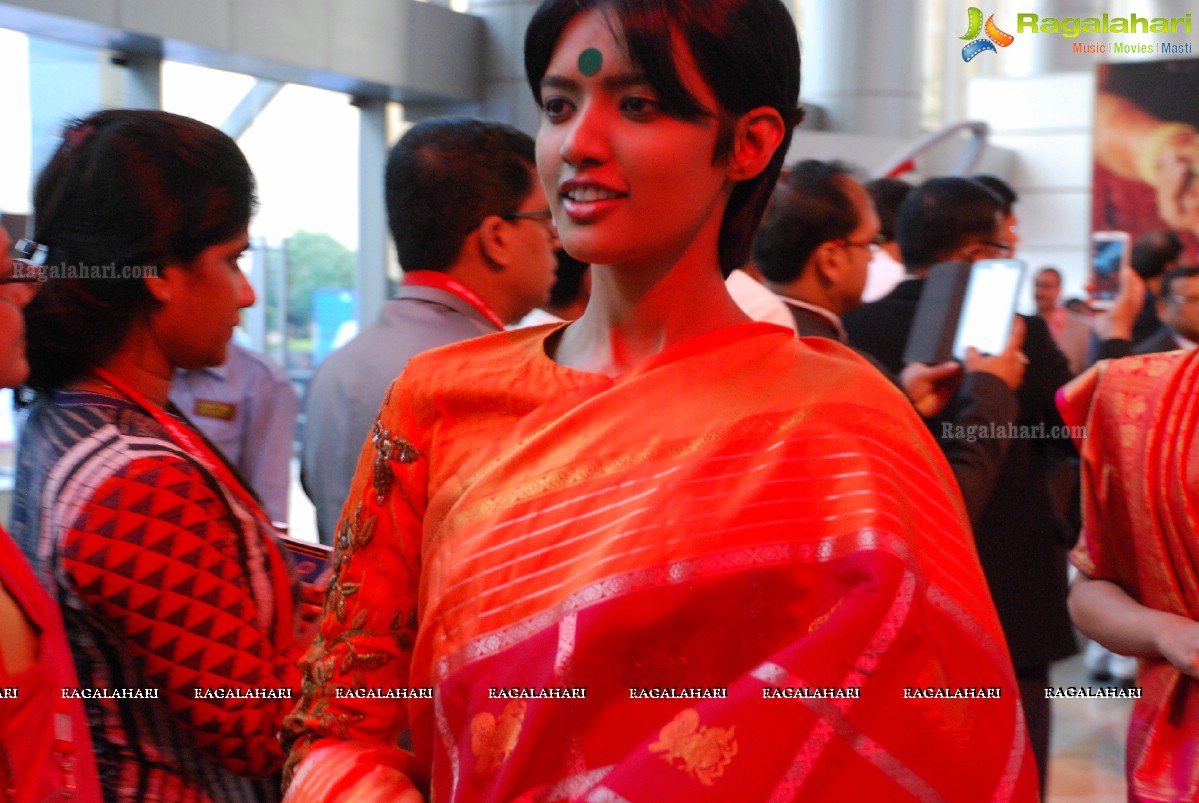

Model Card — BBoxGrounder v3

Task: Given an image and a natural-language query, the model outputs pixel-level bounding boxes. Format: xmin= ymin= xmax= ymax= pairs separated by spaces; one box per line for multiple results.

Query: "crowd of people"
xmin=0 ymin=0 xmax=1195 ymax=801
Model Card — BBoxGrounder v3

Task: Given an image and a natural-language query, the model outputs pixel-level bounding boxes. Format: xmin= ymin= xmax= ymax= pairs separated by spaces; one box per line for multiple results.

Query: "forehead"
xmin=546 ymin=8 xmax=714 ymax=106
xmin=549 ymin=9 xmax=631 ymax=72
xmin=1035 ymin=272 xmax=1060 ymax=285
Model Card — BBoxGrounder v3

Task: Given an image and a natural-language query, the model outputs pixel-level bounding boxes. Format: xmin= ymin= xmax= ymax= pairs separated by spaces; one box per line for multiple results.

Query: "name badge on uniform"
xmin=192 ymin=399 xmax=237 ymax=421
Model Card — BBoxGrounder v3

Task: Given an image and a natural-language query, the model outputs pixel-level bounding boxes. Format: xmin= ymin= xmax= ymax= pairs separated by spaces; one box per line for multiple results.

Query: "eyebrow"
xmin=540 ymin=72 xmax=652 ymax=94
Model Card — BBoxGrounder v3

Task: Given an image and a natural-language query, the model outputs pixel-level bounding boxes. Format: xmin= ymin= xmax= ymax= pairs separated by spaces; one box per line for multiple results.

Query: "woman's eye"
xmin=621 ymin=96 xmax=661 ymax=119
xmin=542 ymin=97 xmax=574 ymax=121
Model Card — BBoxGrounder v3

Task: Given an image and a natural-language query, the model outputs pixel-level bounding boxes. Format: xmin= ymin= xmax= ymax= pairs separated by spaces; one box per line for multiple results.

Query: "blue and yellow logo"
xmin=960 ymin=7 xmax=1015 ymax=61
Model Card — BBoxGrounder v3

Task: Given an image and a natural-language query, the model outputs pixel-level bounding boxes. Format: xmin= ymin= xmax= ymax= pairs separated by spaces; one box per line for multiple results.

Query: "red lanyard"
xmin=402 ymin=270 xmax=505 ymax=329
xmin=90 ymin=367 xmax=295 ymax=646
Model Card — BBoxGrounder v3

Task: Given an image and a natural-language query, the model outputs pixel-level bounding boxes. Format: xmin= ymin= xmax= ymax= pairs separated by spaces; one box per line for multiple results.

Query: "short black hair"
xmin=972 ymin=174 xmax=1017 ymax=216
xmin=385 ymin=116 xmax=536 ymax=273
xmin=26 ymin=109 xmax=255 ymax=392
xmin=1161 ymin=265 xmax=1199 ymax=299
xmin=864 ymin=178 xmax=912 ymax=243
xmin=525 ymin=0 xmax=802 ymax=276
xmin=1036 ymin=266 xmax=1062 ymax=283
xmin=896 ymin=177 xmax=1002 ymax=271
xmin=753 ymin=160 xmax=858 ymax=285
xmin=1131 ymin=230 xmax=1183 ymax=280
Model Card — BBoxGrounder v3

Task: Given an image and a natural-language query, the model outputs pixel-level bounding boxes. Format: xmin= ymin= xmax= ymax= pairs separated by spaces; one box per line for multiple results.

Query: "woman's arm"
xmin=1069 ymin=572 xmax=1199 ymax=678
xmin=60 ymin=453 xmax=304 ymax=777
xmin=281 ymin=383 xmax=429 ymax=801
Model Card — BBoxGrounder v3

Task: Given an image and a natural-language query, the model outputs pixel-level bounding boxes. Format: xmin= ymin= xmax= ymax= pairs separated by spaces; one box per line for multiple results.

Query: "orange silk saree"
xmin=1060 ymin=350 xmax=1199 ymax=802
xmin=283 ymin=322 xmax=1036 ymax=802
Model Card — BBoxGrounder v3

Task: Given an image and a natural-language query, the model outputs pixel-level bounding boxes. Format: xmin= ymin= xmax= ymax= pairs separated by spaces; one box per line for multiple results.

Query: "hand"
xmin=965 ymin=315 xmax=1027 ymax=390
xmin=1152 ymin=614 xmax=1199 ymax=679
xmin=1092 ymin=267 xmax=1146 ymax=341
xmin=900 ymin=360 xmax=963 ymax=418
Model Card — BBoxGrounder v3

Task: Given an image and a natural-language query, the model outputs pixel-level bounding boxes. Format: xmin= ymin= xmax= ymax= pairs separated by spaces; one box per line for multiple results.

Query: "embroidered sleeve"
xmin=60 ymin=454 xmax=303 ymax=778
xmin=281 ymin=376 xmax=428 ymax=797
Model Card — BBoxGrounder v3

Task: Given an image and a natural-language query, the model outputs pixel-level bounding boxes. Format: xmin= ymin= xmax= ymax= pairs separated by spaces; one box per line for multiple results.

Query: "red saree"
xmin=283 ymin=322 xmax=1036 ymax=801
xmin=1059 ymin=350 xmax=1199 ymax=802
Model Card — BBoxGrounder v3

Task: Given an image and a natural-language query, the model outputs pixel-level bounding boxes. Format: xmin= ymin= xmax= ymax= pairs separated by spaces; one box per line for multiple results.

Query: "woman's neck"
xmin=553 ymin=256 xmax=750 ymax=376
xmin=76 ymin=335 xmax=174 ymax=408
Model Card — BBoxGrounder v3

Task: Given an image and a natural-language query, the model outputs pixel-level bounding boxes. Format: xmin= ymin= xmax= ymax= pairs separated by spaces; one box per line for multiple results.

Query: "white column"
xmin=801 ymin=0 xmax=924 ymax=138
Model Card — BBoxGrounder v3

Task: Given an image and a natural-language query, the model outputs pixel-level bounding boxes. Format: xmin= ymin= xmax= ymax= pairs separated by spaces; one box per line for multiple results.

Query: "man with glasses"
xmin=845 ymin=176 xmax=1076 ymax=795
xmin=302 ymin=117 xmax=559 ymax=545
xmin=1134 ymin=266 xmax=1199 ymax=354
xmin=843 ymin=177 xmax=1018 ymax=374
xmin=756 ymin=162 xmax=1025 ymax=524
xmin=753 ymin=160 xmax=881 ymax=341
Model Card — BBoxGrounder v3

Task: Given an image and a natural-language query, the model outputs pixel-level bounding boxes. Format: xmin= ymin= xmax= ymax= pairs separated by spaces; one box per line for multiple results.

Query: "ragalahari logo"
xmin=960 ymin=7 xmax=1014 ymax=61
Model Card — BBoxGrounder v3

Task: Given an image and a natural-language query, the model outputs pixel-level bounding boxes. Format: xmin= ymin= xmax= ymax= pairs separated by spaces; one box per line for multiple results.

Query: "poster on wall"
xmin=1092 ymin=58 xmax=1199 ymax=263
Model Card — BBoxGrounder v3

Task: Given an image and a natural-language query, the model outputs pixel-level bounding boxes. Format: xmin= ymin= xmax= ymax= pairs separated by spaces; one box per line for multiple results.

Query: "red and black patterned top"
xmin=14 ymin=390 xmax=307 ymax=802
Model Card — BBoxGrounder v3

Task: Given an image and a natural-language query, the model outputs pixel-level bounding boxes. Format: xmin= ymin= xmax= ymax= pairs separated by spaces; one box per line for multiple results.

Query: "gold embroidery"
xmin=471 ymin=700 xmax=527 ymax=771
xmin=329 ymin=505 xmax=376 ymax=624
xmin=648 ymin=708 xmax=737 ymax=786
xmin=808 ymin=599 xmax=843 ymax=634
xmin=372 ymin=420 xmax=422 ymax=501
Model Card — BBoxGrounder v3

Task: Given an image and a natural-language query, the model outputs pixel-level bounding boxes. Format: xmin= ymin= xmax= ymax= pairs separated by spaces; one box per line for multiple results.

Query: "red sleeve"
xmin=61 ymin=454 xmax=303 ymax=778
xmin=281 ymin=376 xmax=427 ymax=797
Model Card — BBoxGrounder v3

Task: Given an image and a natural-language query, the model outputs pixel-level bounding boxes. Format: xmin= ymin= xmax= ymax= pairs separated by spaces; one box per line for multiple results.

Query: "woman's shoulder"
xmin=25 ymin=393 xmax=216 ymax=493
xmin=389 ymin=324 xmax=570 ymax=409
xmin=406 ymin=324 xmax=564 ymax=380
xmin=30 ymin=393 xmax=192 ymax=456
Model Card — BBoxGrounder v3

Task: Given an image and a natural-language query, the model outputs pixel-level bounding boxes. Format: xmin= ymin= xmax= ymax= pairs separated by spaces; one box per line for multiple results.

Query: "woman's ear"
xmin=144 ymin=273 xmax=173 ymax=304
xmin=728 ymin=107 xmax=786 ymax=182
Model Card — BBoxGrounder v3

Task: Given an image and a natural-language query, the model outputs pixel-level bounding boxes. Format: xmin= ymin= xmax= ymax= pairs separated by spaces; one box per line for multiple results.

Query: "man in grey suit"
xmin=302 ymin=117 xmax=559 ymax=544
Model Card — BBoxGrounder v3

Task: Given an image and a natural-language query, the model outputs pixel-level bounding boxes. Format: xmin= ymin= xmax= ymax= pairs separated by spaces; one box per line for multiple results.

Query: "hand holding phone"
xmin=1089 ymin=231 xmax=1130 ymax=309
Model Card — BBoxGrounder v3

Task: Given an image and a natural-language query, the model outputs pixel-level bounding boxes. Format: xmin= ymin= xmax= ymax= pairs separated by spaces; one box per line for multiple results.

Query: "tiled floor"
xmin=1045 ymin=651 xmax=1133 ymax=802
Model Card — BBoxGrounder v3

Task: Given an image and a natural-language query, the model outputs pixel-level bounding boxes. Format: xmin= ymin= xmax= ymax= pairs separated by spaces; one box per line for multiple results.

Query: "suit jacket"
xmin=786 ymin=303 xmax=842 ymax=340
xmin=1133 ymin=325 xmax=1183 ymax=355
xmin=845 ymin=276 xmax=1078 ymax=669
xmin=301 ymin=284 xmax=499 ymax=543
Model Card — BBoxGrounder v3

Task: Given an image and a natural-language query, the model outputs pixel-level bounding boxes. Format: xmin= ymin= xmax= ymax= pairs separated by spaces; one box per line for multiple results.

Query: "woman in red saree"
xmin=1062 ymin=350 xmax=1199 ymax=802
xmin=282 ymin=1 xmax=1037 ymax=800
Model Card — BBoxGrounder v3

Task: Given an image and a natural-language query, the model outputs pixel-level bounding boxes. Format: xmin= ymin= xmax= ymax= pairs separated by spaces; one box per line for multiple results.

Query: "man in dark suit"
xmin=1134 ymin=266 xmax=1199 ymax=354
xmin=754 ymin=161 xmax=1026 ymax=525
xmin=843 ymin=176 xmax=1077 ymax=796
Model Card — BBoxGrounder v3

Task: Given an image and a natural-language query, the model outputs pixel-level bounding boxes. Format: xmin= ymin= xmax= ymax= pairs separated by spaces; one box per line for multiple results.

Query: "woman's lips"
xmin=559 ymin=181 xmax=627 ymax=223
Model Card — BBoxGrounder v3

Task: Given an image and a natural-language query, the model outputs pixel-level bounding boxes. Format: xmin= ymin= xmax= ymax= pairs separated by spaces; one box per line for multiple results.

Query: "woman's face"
xmin=154 ymin=230 xmax=255 ymax=370
xmin=0 ymin=228 xmax=37 ymax=389
xmin=535 ymin=9 xmax=733 ymax=272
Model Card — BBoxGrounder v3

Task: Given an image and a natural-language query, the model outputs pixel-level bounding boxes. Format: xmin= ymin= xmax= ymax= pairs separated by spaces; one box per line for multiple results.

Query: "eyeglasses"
xmin=830 ymin=234 xmax=886 ymax=252
xmin=501 ymin=210 xmax=554 ymax=225
xmin=3 ymin=238 xmax=47 ymax=284
xmin=980 ymin=240 xmax=1014 ymax=257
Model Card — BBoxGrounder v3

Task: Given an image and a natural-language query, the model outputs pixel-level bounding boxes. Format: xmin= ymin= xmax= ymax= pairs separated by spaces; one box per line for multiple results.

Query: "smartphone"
xmin=1089 ymin=231 xmax=1130 ymax=309
xmin=951 ymin=259 xmax=1025 ymax=361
